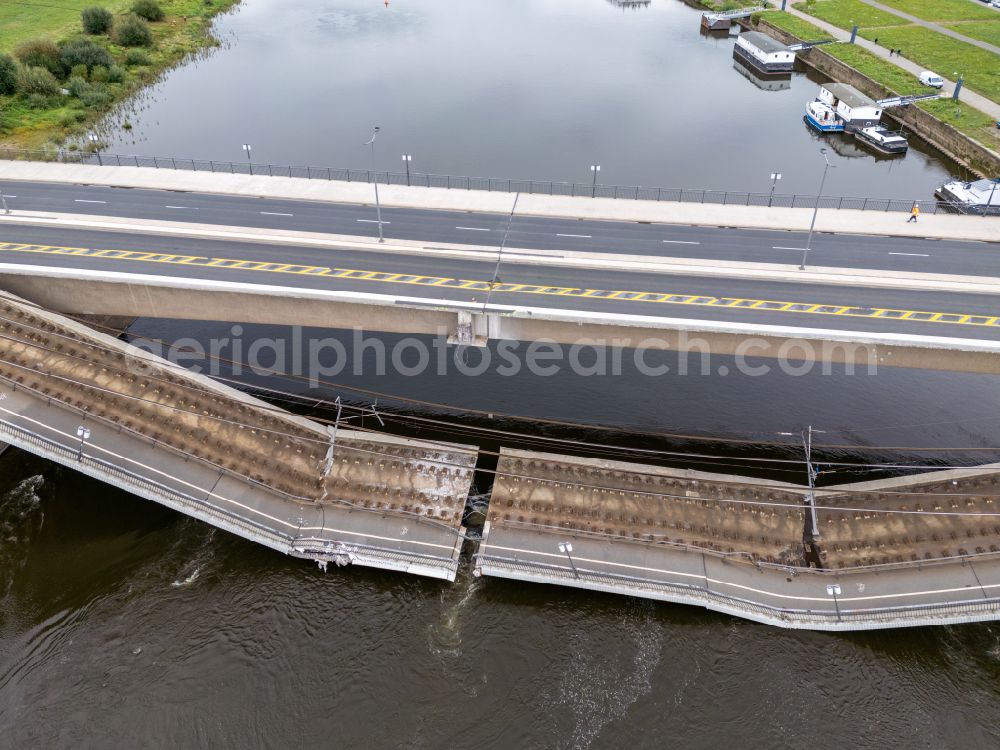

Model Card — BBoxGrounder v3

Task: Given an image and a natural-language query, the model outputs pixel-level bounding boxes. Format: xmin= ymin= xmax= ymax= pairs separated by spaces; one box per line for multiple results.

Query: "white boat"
xmin=856 ymin=126 xmax=908 ymax=154
xmin=935 ymin=178 xmax=1000 ymax=215
xmin=805 ymin=100 xmax=844 ymax=132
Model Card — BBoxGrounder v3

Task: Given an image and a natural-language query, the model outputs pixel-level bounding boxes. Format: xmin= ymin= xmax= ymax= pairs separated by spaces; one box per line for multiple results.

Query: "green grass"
xmin=792 ymin=0 xmax=906 ymax=30
xmin=824 ymin=42 xmax=922 ymax=92
xmin=757 ymin=10 xmax=835 ymax=40
xmin=0 ymin=1 xmax=133 ymax=50
xmin=859 ymin=25 xmax=1000 ymax=103
xmin=0 ymin=0 xmax=242 ymax=148
xmin=944 ymin=20 xmax=1000 ymax=48
xmin=871 ymin=0 xmax=997 ymax=22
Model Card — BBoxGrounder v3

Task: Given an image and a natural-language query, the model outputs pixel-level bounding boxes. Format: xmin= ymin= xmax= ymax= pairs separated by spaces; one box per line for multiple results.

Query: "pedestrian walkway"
xmin=782 ymin=3 xmax=1000 ymax=119
xmin=858 ymin=0 xmax=1000 ymax=56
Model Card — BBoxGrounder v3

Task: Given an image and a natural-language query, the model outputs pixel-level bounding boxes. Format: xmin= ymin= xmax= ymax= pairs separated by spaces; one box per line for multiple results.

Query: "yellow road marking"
xmin=0 ymin=240 xmax=996 ymax=329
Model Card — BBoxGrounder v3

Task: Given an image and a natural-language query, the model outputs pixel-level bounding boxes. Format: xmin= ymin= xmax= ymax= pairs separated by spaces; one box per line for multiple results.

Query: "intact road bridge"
xmin=0 ymin=163 xmax=997 ymax=373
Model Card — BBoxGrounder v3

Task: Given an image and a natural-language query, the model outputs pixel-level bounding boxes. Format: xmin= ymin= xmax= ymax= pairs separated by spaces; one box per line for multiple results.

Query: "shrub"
xmin=81 ymin=6 xmax=114 ymax=34
xmin=114 ymin=14 xmax=153 ymax=47
xmin=26 ymin=93 xmax=56 ymax=110
xmin=66 ymin=75 xmax=89 ymax=97
xmin=60 ymin=38 xmax=114 ymax=74
xmin=0 ymin=53 xmax=17 ymax=96
xmin=90 ymin=65 xmax=109 ymax=83
xmin=106 ymin=64 xmax=125 ymax=83
xmin=124 ymin=48 xmax=151 ymax=65
xmin=17 ymin=66 xmax=60 ymax=96
xmin=14 ymin=40 xmax=62 ymax=77
xmin=131 ymin=0 xmax=164 ymax=22
xmin=70 ymin=63 xmax=89 ymax=80
xmin=80 ymin=84 xmax=114 ymax=109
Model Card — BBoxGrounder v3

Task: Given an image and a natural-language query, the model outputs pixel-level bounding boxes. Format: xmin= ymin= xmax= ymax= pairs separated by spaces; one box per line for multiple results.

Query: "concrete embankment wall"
xmin=754 ymin=18 xmax=1000 ymax=177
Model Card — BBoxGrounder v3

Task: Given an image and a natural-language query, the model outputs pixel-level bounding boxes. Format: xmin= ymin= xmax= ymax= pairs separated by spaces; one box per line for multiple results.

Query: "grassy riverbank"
xmin=789 ymin=0 xmax=1000 ymax=105
xmin=0 ymin=0 xmax=241 ymax=149
xmin=761 ymin=12 xmax=1000 ymax=151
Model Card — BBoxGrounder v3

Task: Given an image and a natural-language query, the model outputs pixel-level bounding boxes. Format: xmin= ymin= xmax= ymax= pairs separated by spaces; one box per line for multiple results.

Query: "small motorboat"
xmin=805 ymin=100 xmax=844 ymax=132
xmin=856 ymin=126 xmax=908 ymax=154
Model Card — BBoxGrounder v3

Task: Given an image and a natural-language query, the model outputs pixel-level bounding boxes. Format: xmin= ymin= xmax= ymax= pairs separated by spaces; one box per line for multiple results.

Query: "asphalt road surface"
xmin=1 ymin=180 xmax=998 ymax=276
xmin=2 ymin=225 xmax=999 ymax=341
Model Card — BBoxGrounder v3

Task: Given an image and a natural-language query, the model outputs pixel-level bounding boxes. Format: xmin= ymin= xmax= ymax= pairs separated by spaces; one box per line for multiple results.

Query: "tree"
xmin=60 ymin=38 xmax=114 ymax=74
xmin=0 ymin=54 xmax=17 ymax=96
xmin=14 ymin=39 xmax=62 ymax=77
xmin=131 ymin=0 xmax=165 ymax=22
xmin=82 ymin=6 xmax=114 ymax=34
xmin=17 ymin=66 xmax=60 ymax=96
xmin=114 ymin=14 xmax=153 ymax=47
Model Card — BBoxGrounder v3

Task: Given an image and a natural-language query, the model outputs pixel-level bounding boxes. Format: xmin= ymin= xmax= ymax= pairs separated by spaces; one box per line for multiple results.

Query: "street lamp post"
xmin=365 ymin=127 xmax=385 ymax=243
xmin=800 ymin=148 xmax=833 ymax=271
xmin=768 ymin=171 xmax=782 ymax=207
xmin=88 ymin=133 xmax=102 ymax=166
xmin=952 ymin=72 xmax=964 ymax=101
xmin=558 ymin=541 xmax=580 ymax=579
xmin=76 ymin=425 xmax=91 ymax=461
xmin=827 ymin=583 xmax=842 ymax=622
xmin=242 ymin=143 xmax=252 ymax=175
xmin=590 ymin=164 xmax=601 ymax=198
xmin=401 ymin=154 xmax=412 ymax=187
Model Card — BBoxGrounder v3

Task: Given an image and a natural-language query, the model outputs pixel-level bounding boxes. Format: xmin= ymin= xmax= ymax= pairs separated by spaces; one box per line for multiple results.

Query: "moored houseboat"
xmin=817 ymin=83 xmax=882 ymax=132
xmin=935 ymin=178 xmax=1000 ymax=215
xmin=733 ymin=31 xmax=795 ymax=76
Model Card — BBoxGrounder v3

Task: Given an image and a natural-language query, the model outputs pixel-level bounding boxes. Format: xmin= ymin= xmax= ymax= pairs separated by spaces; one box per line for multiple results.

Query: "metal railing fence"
xmin=1 ymin=147 xmax=991 ymax=215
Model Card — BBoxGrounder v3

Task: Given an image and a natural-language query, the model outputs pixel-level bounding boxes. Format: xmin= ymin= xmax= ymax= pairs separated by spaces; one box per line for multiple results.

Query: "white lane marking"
xmin=773 ymin=245 xmax=807 ymax=250
xmin=0 ymin=195 xmax=15 ymax=199
xmin=455 ymin=226 xmax=491 ymax=232
xmin=74 ymin=199 xmax=107 ymax=204
xmin=357 ymin=218 xmax=391 ymax=224
xmin=556 ymin=233 xmax=592 ymax=239
xmin=165 ymin=205 xmax=197 ymax=210
xmin=260 ymin=211 xmax=293 ymax=217
xmin=888 ymin=252 xmax=930 ymax=257
xmin=662 ymin=239 xmax=701 ymax=245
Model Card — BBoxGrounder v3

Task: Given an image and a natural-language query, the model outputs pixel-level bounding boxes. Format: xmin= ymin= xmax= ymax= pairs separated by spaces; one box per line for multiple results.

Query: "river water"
xmin=5 ymin=1 xmax=1000 ymax=746
xmin=100 ymin=0 xmax=970 ymax=198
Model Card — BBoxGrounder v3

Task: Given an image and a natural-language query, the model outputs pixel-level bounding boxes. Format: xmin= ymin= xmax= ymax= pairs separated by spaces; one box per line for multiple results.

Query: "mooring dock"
xmin=476 ymin=449 xmax=1000 ymax=630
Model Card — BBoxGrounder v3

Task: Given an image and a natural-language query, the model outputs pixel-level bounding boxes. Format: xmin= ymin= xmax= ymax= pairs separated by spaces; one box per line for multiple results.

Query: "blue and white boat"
xmin=805 ymin=99 xmax=844 ymax=132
